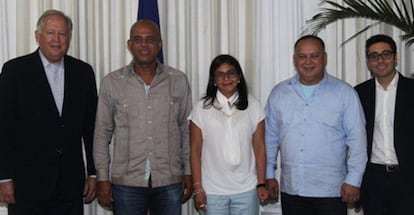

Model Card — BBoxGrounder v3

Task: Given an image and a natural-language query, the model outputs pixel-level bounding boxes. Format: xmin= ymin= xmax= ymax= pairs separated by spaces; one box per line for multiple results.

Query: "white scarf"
xmin=214 ymin=90 xmax=239 ymax=116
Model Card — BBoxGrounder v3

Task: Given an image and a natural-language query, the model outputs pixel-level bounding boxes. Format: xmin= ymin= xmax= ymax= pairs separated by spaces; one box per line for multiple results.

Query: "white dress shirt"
xmin=39 ymin=50 xmax=65 ymax=116
xmin=189 ymin=92 xmax=265 ymax=195
xmin=371 ymin=74 xmax=399 ymax=165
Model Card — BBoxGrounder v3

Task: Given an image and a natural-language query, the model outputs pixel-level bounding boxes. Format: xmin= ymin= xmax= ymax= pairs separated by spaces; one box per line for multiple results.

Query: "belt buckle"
xmin=385 ymin=165 xmax=397 ymax=172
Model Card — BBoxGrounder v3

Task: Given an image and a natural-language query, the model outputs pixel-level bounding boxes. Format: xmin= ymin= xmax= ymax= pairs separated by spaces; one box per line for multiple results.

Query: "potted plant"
xmin=304 ymin=0 xmax=414 ymax=46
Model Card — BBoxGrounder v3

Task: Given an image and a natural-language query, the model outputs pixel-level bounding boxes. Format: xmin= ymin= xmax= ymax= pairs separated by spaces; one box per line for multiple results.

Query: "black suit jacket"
xmin=355 ymin=73 xmax=414 ymax=185
xmin=0 ymin=50 xmax=97 ymax=201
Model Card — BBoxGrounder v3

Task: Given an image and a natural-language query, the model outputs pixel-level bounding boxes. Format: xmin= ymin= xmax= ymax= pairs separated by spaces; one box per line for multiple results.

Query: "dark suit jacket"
xmin=0 ymin=50 xmax=97 ymax=201
xmin=355 ymin=73 xmax=414 ymax=186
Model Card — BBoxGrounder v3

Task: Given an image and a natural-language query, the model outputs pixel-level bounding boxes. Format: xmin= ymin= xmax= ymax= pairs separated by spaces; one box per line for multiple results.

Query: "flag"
xmin=137 ymin=0 xmax=164 ymax=63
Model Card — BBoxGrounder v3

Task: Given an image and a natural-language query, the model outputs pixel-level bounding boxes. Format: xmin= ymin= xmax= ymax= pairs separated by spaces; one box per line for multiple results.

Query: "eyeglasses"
xmin=215 ymin=70 xmax=238 ymax=80
xmin=367 ymin=50 xmax=394 ymax=62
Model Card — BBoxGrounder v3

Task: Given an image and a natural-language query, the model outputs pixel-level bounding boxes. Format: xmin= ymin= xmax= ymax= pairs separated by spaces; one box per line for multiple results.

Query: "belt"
xmin=368 ymin=163 xmax=399 ymax=173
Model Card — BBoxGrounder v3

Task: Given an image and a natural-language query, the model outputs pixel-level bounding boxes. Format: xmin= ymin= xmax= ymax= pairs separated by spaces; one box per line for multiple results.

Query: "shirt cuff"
xmin=0 ymin=179 xmax=12 ymax=183
xmin=345 ymin=172 xmax=363 ymax=188
xmin=266 ymin=165 xmax=276 ymax=179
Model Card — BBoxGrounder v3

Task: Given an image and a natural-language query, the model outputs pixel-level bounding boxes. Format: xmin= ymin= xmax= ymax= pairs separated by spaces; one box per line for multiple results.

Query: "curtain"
xmin=1 ymin=0 xmax=413 ymax=214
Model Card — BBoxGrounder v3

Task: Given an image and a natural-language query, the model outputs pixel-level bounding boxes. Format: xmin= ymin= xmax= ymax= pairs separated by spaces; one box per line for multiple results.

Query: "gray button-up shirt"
xmin=94 ymin=62 xmax=192 ymax=187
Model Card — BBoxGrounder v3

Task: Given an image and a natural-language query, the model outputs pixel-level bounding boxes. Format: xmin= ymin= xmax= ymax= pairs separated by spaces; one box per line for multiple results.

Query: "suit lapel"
xmin=393 ymin=74 xmax=406 ymax=152
xmin=367 ymin=79 xmax=376 ymax=136
xmin=61 ymin=57 xmax=74 ymax=119
xmin=362 ymin=79 xmax=376 ymax=159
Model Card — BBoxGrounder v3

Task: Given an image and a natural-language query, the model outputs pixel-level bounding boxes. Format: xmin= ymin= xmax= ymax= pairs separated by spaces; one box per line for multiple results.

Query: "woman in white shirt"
xmin=190 ymin=54 xmax=268 ymax=215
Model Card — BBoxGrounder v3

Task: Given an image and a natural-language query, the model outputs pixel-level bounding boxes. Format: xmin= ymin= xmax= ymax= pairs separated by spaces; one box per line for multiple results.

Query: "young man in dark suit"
xmin=355 ymin=34 xmax=414 ymax=215
xmin=0 ymin=9 xmax=97 ymax=215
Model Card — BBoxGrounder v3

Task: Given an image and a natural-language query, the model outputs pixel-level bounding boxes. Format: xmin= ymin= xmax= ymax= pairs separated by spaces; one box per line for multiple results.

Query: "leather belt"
xmin=369 ymin=163 xmax=399 ymax=173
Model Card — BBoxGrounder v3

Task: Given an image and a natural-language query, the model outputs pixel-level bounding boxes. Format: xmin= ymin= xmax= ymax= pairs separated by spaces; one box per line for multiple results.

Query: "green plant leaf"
xmin=303 ymin=0 xmax=414 ymax=47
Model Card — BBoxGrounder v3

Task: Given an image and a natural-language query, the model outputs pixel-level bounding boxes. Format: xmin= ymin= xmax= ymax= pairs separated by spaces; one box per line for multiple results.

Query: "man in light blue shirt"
xmin=265 ymin=35 xmax=367 ymax=215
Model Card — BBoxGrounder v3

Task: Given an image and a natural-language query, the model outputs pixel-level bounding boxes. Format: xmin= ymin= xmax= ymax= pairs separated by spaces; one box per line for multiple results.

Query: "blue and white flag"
xmin=137 ymin=0 xmax=164 ymax=63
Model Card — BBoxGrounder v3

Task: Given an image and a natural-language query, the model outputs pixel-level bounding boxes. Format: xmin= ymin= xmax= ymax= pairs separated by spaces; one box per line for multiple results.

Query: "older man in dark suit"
xmin=0 ymin=9 xmax=97 ymax=215
xmin=355 ymin=34 xmax=414 ymax=215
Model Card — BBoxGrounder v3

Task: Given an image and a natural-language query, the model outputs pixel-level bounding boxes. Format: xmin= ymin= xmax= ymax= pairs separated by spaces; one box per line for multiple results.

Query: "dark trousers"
xmin=281 ymin=192 xmax=346 ymax=215
xmin=361 ymin=163 xmax=414 ymax=215
xmin=9 ymin=157 xmax=84 ymax=215
xmin=8 ymin=199 xmax=83 ymax=215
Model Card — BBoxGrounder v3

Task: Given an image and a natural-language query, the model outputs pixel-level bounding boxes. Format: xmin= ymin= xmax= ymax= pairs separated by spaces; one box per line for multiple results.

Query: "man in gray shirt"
xmin=93 ymin=20 xmax=193 ymax=215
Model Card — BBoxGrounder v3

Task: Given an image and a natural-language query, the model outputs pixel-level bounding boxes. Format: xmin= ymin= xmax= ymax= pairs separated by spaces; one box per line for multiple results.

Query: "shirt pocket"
xmin=168 ymin=96 xmax=181 ymax=124
xmin=313 ymin=107 xmax=344 ymax=143
xmin=276 ymin=107 xmax=298 ymax=133
xmin=113 ymin=96 xmax=141 ymax=128
xmin=316 ymin=110 xmax=342 ymax=128
xmin=113 ymin=102 xmax=128 ymax=127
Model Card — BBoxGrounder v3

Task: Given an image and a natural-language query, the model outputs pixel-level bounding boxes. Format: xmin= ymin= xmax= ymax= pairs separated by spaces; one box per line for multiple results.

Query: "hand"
xmin=340 ymin=183 xmax=360 ymax=203
xmin=257 ymin=186 xmax=269 ymax=203
xmin=181 ymin=175 xmax=193 ymax=203
xmin=0 ymin=181 xmax=15 ymax=204
xmin=96 ymin=181 xmax=113 ymax=210
xmin=193 ymin=190 xmax=207 ymax=212
xmin=83 ymin=177 xmax=97 ymax=203
xmin=266 ymin=179 xmax=279 ymax=202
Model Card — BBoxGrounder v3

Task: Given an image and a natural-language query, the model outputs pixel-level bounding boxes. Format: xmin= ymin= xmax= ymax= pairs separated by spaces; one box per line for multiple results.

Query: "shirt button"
xmin=56 ymin=148 xmax=63 ymax=155
xmin=148 ymin=121 xmax=152 ymax=124
xmin=148 ymin=106 xmax=152 ymax=110
xmin=148 ymin=136 xmax=153 ymax=140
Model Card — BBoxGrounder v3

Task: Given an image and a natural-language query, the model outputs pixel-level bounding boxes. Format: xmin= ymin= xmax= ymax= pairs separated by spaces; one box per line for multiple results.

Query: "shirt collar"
xmin=213 ymin=90 xmax=239 ymax=113
xmin=291 ymin=70 xmax=329 ymax=86
xmin=217 ymin=90 xmax=239 ymax=105
xmin=38 ymin=49 xmax=64 ymax=68
xmin=375 ymin=72 xmax=398 ymax=90
xmin=128 ymin=60 xmax=162 ymax=76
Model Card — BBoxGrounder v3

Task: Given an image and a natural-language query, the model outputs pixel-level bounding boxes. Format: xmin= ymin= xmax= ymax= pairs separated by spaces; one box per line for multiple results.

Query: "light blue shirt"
xmin=265 ymin=72 xmax=367 ymax=197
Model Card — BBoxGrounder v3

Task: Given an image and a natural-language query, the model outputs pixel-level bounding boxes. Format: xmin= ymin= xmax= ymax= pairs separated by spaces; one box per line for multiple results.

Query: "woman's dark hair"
xmin=202 ymin=54 xmax=248 ymax=110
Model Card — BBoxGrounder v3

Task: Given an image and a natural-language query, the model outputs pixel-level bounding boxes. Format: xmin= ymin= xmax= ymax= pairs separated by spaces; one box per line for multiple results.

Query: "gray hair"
xmin=36 ymin=9 xmax=73 ymax=32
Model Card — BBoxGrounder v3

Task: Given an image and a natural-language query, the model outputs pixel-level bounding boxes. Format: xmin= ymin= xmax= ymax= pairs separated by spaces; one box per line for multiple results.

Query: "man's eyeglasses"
xmin=215 ymin=70 xmax=238 ymax=80
xmin=367 ymin=50 xmax=394 ymax=62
